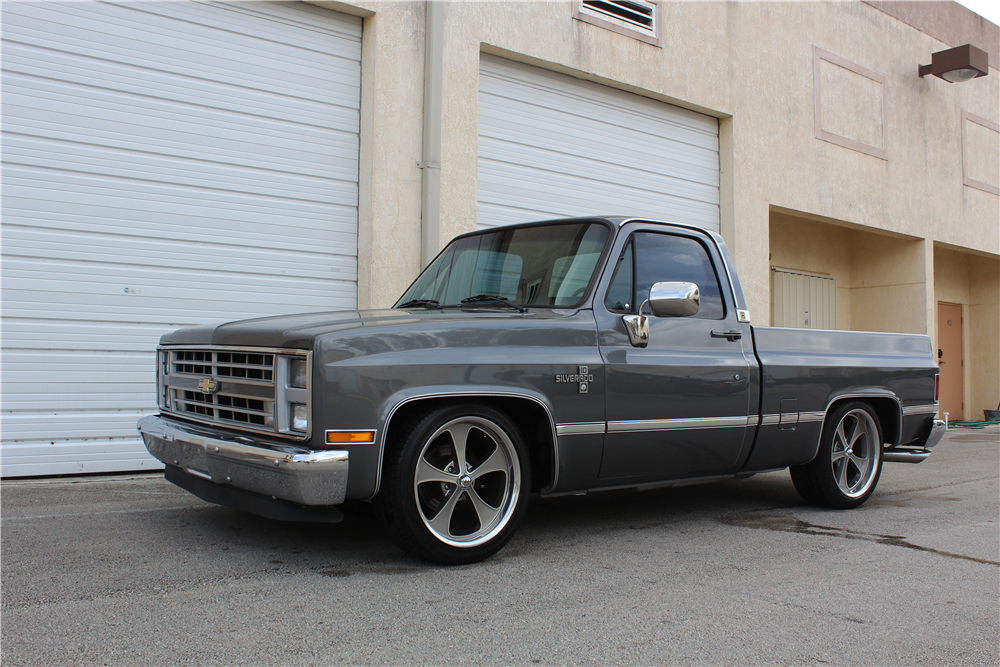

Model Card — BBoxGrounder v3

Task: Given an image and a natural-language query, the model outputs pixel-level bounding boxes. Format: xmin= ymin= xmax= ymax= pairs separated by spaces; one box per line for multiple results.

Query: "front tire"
xmin=375 ymin=404 xmax=531 ymax=564
xmin=790 ymin=401 xmax=883 ymax=509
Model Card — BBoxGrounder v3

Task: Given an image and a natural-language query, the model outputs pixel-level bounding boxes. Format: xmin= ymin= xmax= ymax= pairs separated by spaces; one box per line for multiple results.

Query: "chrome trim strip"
xmin=373 ymin=390 xmax=560 ymax=500
xmin=607 ymin=416 xmax=750 ymax=432
xmin=902 ymin=404 xmax=939 ymax=416
xmin=761 ymin=414 xmax=781 ymax=426
xmin=556 ymin=422 xmax=606 ymax=436
xmin=138 ymin=415 xmax=348 ymax=506
xmin=618 ymin=218 xmax=743 ymax=314
xmin=798 ymin=411 xmax=826 ymax=423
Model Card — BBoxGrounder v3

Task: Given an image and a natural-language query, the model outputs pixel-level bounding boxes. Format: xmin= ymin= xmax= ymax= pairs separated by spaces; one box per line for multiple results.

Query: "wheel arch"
xmin=822 ymin=391 xmax=902 ymax=451
xmin=370 ymin=389 xmax=559 ymax=500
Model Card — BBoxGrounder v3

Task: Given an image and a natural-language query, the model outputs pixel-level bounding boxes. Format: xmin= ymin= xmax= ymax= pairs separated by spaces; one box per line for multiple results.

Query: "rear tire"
xmin=790 ymin=401 xmax=883 ymax=509
xmin=374 ymin=404 xmax=530 ymax=565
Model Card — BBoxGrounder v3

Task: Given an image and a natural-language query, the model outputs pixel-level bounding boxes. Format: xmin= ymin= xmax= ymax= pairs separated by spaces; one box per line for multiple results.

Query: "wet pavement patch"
xmin=719 ymin=515 xmax=999 ymax=567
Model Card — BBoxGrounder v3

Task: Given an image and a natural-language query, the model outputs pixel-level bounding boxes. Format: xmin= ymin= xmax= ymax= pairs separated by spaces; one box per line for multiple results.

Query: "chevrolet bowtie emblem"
xmin=197 ymin=378 xmax=219 ymax=394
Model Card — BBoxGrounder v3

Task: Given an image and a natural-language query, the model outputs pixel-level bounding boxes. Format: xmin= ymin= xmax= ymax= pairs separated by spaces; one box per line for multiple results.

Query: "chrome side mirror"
xmin=647 ymin=281 xmax=700 ymax=317
xmin=621 ymin=282 xmax=700 ymax=348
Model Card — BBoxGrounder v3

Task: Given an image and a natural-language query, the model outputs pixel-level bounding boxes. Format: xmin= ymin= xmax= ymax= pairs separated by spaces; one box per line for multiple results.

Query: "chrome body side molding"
xmin=798 ymin=411 xmax=826 ymax=423
xmin=607 ymin=415 xmax=753 ymax=432
xmin=902 ymin=404 xmax=939 ymax=416
xmin=556 ymin=422 xmax=606 ymax=436
xmin=559 ymin=416 xmax=760 ymax=435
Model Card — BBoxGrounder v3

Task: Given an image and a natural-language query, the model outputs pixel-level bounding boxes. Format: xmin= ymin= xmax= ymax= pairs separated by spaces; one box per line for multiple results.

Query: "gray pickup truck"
xmin=138 ymin=217 xmax=944 ymax=564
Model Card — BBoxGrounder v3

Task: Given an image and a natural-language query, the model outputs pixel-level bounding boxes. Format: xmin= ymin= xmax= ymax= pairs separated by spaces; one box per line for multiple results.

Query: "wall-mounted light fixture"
xmin=919 ymin=44 xmax=989 ymax=82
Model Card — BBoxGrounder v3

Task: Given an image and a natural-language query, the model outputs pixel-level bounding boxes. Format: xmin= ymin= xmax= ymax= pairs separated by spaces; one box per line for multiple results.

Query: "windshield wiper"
xmin=457 ymin=295 xmax=528 ymax=313
xmin=397 ymin=299 xmax=442 ymax=310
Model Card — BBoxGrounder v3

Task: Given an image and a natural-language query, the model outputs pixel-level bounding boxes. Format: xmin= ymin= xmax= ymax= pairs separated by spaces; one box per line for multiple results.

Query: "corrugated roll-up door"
xmin=1 ymin=1 xmax=362 ymax=477
xmin=771 ymin=268 xmax=837 ymax=329
xmin=478 ymin=55 xmax=720 ymax=231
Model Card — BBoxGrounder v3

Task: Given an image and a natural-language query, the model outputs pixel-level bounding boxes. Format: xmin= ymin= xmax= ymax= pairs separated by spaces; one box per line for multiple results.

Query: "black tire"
xmin=790 ymin=401 xmax=883 ymax=509
xmin=374 ymin=403 xmax=531 ymax=565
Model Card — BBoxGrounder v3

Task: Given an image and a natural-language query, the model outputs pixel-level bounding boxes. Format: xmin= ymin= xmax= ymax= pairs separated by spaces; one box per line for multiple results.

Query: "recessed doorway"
xmin=937 ymin=302 xmax=964 ymax=420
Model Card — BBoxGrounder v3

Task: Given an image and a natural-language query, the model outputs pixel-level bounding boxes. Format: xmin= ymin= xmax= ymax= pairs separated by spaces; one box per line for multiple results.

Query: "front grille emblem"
xmin=198 ymin=378 xmax=219 ymax=394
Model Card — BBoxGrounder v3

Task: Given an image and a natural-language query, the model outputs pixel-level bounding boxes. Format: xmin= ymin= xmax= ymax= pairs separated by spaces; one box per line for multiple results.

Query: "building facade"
xmin=1 ymin=0 xmax=997 ymax=476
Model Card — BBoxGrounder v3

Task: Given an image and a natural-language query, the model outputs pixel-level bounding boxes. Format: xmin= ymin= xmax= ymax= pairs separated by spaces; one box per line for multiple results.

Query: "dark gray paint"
xmin=741 ymin=326 xmax=937 ymax=471
xmin=592 ymin=222 xmax=755 ymax=484
xmin=152 ymin=217 xmax=941 ymax=504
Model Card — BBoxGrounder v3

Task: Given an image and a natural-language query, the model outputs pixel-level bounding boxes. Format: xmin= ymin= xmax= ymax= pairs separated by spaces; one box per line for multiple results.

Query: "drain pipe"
xmin=419 ymin=0 xmax=444 ymax=267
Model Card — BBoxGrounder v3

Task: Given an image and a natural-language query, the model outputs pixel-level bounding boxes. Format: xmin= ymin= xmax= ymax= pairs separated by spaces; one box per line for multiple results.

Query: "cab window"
xmin=605 ymin=232 xmax=725 ymax=320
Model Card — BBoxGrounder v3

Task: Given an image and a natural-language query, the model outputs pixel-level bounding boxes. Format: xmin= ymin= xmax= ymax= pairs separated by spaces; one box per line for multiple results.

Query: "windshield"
xmin=395 ymin=221 xmax=612 ymax=308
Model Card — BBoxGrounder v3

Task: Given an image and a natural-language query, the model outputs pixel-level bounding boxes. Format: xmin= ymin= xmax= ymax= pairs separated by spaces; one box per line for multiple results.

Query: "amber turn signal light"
xmin=325 ymin=430 xmax=376 ymax=444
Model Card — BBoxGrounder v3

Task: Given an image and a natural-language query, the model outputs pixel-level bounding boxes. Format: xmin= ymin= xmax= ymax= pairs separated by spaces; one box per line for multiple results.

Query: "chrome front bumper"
xmin=138 ymin=415 xmax=348 ymax=506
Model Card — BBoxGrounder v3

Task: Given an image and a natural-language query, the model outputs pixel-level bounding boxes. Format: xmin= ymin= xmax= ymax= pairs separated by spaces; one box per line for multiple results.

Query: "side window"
xmin=634 ymin=232 xmax=726 ymax=320
xmin=604 ymin=241 xmax=633 ymax=312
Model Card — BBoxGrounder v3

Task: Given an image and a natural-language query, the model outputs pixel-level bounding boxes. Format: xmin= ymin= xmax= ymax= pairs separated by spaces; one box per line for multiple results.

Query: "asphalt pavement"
xmin=2 ymin=425 xmax=998 ymax=666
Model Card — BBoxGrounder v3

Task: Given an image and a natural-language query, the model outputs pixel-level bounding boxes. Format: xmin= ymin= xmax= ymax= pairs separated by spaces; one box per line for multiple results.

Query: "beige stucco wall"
xmin=314 ymin=0 xmax=997 ymax=316
xmin=968 ymin=255 xmax=1000 ymax=419
xmin=769 ymin=210 xmax=928 ymax=334
xmin=309 ymin=0 xmax=997 ymax=413
xmin=768 ymin=212 xmax=854 ymax=329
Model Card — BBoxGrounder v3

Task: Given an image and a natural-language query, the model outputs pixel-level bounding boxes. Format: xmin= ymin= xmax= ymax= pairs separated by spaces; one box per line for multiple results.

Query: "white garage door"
xmin=478 ymin=55 xmax=720 ymax=231
xmin=1 ymin=1 xmax=362 ymax=476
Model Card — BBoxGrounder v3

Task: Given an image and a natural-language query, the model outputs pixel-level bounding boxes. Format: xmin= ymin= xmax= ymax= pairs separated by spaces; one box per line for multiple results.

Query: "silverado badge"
xmin=555 ymin=366 xmax=594 ymax=394
xmin=197 ymin=378 xmax=219 ymax=394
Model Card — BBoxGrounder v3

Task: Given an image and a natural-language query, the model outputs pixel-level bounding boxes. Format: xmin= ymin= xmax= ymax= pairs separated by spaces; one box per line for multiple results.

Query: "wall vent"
xmin=575 ymin=0 xmax=660 ymax=46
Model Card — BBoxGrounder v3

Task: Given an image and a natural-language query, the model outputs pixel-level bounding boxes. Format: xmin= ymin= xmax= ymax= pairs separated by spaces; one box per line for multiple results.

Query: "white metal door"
xmin=1 ymin=1 xmax=362 ymax=476
xmin=477 ymin=55 xmax=720 ymax=231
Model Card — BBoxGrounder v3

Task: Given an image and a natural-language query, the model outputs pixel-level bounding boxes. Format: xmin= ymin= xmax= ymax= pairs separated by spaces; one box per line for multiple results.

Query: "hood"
xmin=158 ymin=308 xmax=574 ymax=349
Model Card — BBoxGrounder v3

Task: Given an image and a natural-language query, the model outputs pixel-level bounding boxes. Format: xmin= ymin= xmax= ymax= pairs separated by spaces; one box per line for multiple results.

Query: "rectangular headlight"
xmin=291 ymin=404 xmax=308 ymax=432
xmin=289 ymin=359 xmax=308 ymax=388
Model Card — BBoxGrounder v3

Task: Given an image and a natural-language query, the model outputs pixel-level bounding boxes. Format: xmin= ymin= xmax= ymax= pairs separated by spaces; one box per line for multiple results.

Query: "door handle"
xmin=711 ymin=330 xmax=742 ymax=341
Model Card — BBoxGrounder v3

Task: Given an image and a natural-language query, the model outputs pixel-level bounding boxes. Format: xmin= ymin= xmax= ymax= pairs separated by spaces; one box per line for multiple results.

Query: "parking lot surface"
xmin=2 ymin=426 xmax=998 ymax=666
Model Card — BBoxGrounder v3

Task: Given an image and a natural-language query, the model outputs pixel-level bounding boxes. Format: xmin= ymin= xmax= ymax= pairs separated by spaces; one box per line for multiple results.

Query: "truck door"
xmin=595 ymin=228 xmax=754 ymax=482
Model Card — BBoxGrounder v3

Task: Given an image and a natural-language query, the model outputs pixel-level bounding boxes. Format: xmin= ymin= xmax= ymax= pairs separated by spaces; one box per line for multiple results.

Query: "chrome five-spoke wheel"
xmin=830 ymin=408 xmax=879 ymax=498
xmin=790 ymin=401 xmax=883 ymax=509
xmin=375 ymin=404 xmax=530 ymax=564
xmin=414 ymin=416 xmax=522 ymax=547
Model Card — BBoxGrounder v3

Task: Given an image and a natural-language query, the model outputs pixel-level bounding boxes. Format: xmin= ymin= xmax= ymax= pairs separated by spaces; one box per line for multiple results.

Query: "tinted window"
xmin=606 ymin=232 xmax=725 ymax=320
xmin=396 ymin=222 xmax=611 ymax=308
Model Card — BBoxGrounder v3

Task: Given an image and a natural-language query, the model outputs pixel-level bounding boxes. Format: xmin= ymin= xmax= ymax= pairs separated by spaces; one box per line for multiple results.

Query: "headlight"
xmin=291 ymin=404 xmax=308 ymax=432
xmin=289 ymin=359 xmax=308 ymax=388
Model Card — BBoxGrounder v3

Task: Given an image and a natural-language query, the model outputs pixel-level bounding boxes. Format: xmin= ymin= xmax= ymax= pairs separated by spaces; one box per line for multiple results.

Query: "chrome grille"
xmin=159 ymin=346 xmax=308 ymax=438
xmin=173 ymin=350 xmax=274 ymax=381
